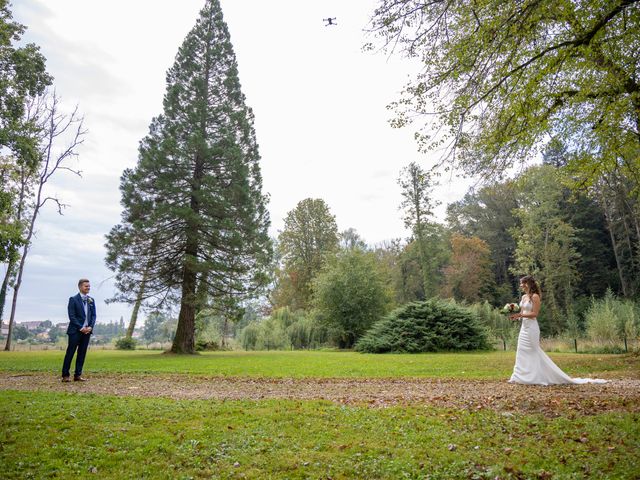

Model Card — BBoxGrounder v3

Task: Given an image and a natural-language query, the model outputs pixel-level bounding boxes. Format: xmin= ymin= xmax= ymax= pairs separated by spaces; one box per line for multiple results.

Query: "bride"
xmin=509 ymin=275 xmax=606 ymax=385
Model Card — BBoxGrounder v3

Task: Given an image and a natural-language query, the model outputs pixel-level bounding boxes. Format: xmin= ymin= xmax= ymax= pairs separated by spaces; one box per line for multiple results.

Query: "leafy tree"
xmin=274 ymin=198 xmax=339 ymax=310
xmin=394 ymin=240 xmax=427 ymax=302
xmin=511 ymin=165 xmax=581 ymax=335
xmin=356 ymin=299 xmax=490 ymax=353
xmin=369 ymin=0 xmax=640 ymax=184
xmin=541 ymin=139 xmax=619 ymax=299
xmin=0 ymin=0 xmax=52 ymax=165
xmin=339 ymin=228 xmax=368 ymax=250
xmin=4 ymin=92 xmax=85 ymax=351
xmin=441 ymin=234 xmax=494 ymax=303
xmin=142 ymin=311 xmax=168 ymax=344
xmin=106 ymin=0 xmax=272 ymax=354
xmin=594 ymin=171 xmax=640 ymax=297
xmin=313 ymin=248 xmax=392 ymax=348
xmin=446 ymin=181 xmax=520 ymax=296
xmin=398 ymin=162 xmax=447 ymax=298
xmin=0 ymin=0 xmax=52 ymax=323
xmin=12 ymin=324 xmax=29 ymax=341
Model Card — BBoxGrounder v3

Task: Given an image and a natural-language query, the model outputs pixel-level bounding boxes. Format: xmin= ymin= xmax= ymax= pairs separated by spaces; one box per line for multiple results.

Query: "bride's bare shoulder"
xmin=531 ymin=293 xmax=541 ymax=302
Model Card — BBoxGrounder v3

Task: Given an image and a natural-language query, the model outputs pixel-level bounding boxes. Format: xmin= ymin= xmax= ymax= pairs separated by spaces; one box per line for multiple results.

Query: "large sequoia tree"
xmin=106 ymin=0 xmax=271 ymax=353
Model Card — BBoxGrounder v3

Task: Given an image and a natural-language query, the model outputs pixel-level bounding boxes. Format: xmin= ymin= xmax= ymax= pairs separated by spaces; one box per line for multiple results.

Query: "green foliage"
xmin=142 ymin=311 xmax=176 ymax=344
xmin=586 ymin=290 xmax=640 ymax=345
xmin=447 ymin=181 xmax=520 ymax=295
xmin=273 ymin=198 xmax=339 ymax=310
xmin=370 ymin=0 xmax=640 ymax=185
xmin=511 ymin=165 xmax=581 ymax=335
xmin=194 ymin=309 xmax=226 ymax=351
xmin=469 ymin=301 xmax=517 ymax=351
xmin=114 ymin=337 xmax=137 ymax=350
xmin=105 ymin=0 xmax=272 ymax=354
xmin=0 ymin=1 xmax=52 ymax=165
xmin=398 ymin=162 xmax=448 ymax=298
xmin=313 ymin=248 xmax=393 ymax=348
xmin=238 ymin=307 xmax=328 ymax=351
xmin=356 ymin=299 xmax=490 ymax=353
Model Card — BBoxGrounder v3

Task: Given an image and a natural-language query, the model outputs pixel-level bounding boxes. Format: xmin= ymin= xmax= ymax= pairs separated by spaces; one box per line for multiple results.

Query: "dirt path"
xmin=1 ymin=372 xmax=638 ymax=416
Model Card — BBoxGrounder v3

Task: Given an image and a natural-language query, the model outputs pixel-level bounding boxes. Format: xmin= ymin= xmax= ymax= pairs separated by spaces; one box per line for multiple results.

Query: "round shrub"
xmin=355 ymin=299 xmax=490 ymax=353
xmin=114 ymin=337 xmax=137 ymax=350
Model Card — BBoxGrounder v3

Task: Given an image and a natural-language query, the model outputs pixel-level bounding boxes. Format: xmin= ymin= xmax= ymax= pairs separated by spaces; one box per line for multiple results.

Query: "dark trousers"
xmin=62 ymin=332 xmax=91 ymax=377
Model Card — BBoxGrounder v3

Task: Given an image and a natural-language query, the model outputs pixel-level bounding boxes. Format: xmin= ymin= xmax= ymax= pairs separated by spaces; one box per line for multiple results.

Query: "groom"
xmin=61 ymin=278 xmax=96 ymax=382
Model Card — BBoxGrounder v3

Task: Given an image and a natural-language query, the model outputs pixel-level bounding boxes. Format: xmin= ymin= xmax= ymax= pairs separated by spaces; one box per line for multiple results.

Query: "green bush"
xmin=114 ymin=337 xmax=137 ymax=350
xmin=355 ymin=299 xmax=490 ymax=353
xmin=585 ymin=289 xmax=639 ymax=345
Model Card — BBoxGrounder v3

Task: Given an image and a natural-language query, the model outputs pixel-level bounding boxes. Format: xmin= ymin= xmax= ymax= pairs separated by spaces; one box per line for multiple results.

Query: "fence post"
xmin=574 ymin=338 xmax=578 ymax=353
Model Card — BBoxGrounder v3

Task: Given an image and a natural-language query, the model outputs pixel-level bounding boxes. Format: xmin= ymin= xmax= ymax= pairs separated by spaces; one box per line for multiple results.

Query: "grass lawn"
xmin=1 ymin=390 xmax=638 ymax=479
xmin=1 ymin=350 xmax=638 ymax=479
xmin=0 ymin=349 xmax=636 ymax=379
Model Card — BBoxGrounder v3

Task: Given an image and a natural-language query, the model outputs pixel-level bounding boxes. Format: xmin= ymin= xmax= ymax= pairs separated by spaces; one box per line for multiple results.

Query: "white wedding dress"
xmin=509 ymin=298 xmax=606 ymax=385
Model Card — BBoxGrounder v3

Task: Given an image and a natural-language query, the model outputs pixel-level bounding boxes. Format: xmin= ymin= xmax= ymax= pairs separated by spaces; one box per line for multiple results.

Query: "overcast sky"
xmin=7 ymin=0 xmax=473 ymax=326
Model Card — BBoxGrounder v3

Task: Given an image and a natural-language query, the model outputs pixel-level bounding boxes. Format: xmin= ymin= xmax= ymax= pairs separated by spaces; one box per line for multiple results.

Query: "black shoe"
xmin=62 ymin=376 xmax=71 ymax=383
xmin=73 ymin=376 xmax=87 ymax=382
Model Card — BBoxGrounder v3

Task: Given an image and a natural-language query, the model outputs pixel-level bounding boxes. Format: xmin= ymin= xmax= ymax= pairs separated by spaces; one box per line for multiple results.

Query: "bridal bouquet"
xmin=502 ymin=303 xmax=520 ymax=314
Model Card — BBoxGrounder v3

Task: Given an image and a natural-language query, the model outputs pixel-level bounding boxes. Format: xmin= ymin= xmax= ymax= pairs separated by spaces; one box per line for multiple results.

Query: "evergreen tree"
xmin=105 ymin=0 xmax=271 ymax=354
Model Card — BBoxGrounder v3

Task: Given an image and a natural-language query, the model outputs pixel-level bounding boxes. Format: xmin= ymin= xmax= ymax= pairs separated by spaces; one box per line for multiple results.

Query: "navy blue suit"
xmin=62 ymin=293 xmax=96 ymax=378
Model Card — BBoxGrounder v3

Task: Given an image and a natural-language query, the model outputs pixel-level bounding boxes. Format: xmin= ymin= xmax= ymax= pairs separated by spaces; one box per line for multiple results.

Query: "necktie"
xmin=83 ymin=297 xmax=89 ymax=326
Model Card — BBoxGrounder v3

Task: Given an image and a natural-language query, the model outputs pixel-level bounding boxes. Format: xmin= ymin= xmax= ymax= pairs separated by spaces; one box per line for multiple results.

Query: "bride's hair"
xmin=520 ymin=275 xmax=541 ymax=298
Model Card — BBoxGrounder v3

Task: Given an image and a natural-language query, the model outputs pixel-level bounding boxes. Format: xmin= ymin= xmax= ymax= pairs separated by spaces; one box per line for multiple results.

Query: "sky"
xmin=7 ymin=0 xmax=474 ymax=326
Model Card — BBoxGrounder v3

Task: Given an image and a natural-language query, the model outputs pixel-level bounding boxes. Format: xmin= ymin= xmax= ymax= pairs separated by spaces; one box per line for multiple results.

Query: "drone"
xmin=323 ymin=17 xmax=337 ymax=26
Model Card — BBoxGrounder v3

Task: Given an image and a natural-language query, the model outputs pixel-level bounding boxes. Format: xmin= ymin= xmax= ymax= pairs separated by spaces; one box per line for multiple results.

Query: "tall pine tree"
xmin=105 ymin=0 xmax=271 ymax=354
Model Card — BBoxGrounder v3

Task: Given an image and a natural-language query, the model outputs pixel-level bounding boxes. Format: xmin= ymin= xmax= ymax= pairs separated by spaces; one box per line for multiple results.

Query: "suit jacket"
xmin=67 ymin=293 xmax=96 ymax=335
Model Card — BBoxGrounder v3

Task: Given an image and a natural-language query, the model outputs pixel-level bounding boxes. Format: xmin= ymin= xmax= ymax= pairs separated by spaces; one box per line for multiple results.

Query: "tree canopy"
xmin=369 ymin=0 xmax=640 ymax=184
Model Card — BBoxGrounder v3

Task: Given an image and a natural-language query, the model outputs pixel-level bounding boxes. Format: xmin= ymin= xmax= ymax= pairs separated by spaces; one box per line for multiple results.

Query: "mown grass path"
xmin=1 ymin=372 xmax=638 ymax=418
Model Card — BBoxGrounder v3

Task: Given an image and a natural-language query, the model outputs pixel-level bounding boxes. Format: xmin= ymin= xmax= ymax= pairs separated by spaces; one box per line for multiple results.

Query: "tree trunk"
xmin=171 ymin=152 xmax=204 ymax=354
xmin=4 ymin=175 xmax=43 ymax=351
xmin=601 ymin=191 xmax=628 ymax=296
xmin=171 ymin=264 xmax=198 ymax=354
xmin=0 ymin=258 xmax=15 ymax=324
xmin=5 ymin=232 xmax=31 ymax=350
xmin=126 ymin=280 xmax=146 ymax=339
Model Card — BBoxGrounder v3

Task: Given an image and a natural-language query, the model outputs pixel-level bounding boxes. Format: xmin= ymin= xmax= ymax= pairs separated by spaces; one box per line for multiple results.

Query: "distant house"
xmin=0 ymin=323 xmax=8 ymax=336
xmin=56 ymin=322 xmax=69 ymax=330
xmin=20 ymin=321 xmax=43 ymax=331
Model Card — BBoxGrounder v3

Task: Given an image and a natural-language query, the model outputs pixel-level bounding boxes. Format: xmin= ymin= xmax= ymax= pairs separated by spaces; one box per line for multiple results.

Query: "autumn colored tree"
xmin=441 ymin=234 xmax=494 ymax=304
